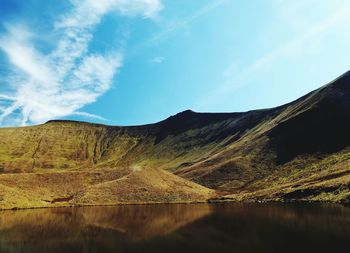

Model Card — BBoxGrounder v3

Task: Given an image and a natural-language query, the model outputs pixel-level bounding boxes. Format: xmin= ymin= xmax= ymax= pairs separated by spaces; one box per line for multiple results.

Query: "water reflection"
xmin=0 ymin=203 xmax=349 ymax=253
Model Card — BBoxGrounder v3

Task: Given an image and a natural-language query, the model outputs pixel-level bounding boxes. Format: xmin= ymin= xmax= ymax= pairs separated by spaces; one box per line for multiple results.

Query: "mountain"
xmin=1 ymin=71 xmax=350 ymax=209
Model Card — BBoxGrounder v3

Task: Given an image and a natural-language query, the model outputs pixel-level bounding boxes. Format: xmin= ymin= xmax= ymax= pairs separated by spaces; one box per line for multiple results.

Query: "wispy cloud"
xmin=150 ymin=0 xmax=226 ymax=43
xmin=194 ymin=1 xmax=350 ymax=110
xmin=131 ymin=0 xmax=227 ymax=55
xmin=0 ymin=0 xmax=162 ymax=126
xmin=150 ymin=56 xmax=165 ymax=64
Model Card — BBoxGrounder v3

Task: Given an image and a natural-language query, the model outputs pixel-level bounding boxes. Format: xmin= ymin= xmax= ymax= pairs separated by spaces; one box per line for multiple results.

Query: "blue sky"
xmin=0 ymin=0 xmax=350 ymax=126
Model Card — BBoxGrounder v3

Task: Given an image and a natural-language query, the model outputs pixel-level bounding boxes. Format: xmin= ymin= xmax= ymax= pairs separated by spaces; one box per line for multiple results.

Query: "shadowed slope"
xmin=268 ymin=71 xmax=350 ymax=163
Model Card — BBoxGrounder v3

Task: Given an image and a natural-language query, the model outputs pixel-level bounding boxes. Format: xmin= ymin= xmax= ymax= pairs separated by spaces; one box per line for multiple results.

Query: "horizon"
xmin=3 ymin=67 xmax=348 ymax=129
xmin=1 ymin=0 xmax=350 ymax=127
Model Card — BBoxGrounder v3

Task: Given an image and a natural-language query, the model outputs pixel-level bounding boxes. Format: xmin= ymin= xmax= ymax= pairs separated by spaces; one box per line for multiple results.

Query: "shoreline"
xmin=1 ymin=197 xmax=349 ymax=212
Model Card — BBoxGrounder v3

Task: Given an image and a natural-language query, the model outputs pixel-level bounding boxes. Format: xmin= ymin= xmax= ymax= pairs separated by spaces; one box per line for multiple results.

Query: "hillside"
xmin=0 ymin=71 xmax=350 ymax=209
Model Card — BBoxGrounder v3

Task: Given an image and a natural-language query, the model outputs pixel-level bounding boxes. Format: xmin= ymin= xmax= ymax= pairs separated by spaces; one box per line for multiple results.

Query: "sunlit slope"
xmin=0 ymin=71 xmax=350 ymax=207
xmin=0 ymin=110 xmax=270 ymax=173
xmin=0 ymin=167 xmax=214 ymax=209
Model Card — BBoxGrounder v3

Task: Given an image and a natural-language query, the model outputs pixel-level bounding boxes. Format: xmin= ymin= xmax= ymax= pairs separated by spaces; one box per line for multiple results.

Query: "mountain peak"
xmin=173 ymin=109 xmax=196 ymax=116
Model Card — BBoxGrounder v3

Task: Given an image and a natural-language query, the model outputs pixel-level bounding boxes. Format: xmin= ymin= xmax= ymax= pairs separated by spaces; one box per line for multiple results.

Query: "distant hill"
xmin=1 ymin=71 xmax=350 ymax=209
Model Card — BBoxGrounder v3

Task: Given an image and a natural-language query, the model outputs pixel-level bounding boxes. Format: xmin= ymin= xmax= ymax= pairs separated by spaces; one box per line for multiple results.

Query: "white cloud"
xmin=65 ymin=0 xmax=162 ymax=24
xmin=0 ymin=0 xmax=162 ymax=126
xmin=0 ymin=94 xmax=15 ymax=101
xmin=150 ymin=56 xmax=165 ymax=64
xmin=73 ymin=111 xmax=107 ymax=121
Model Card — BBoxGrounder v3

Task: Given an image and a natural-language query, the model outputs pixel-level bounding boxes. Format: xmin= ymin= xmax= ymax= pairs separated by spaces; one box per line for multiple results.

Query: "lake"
xmin=0 ymin=203 xmax=349 ymax=253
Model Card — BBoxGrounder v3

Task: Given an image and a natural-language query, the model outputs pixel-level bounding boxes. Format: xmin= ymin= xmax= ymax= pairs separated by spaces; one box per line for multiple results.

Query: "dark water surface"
xmin=0 ymin=203 xmax=349 ymax=253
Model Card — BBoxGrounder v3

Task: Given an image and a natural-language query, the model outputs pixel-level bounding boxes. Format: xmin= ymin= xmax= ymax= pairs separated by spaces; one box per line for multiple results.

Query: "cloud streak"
xmin=194 ymin=1 xmax=350 ymax=110
xmin=0 ymin=0 xmax=162 ymax=126
xmin=130 ymin=0 xmax=227 ymax=56
xmin=150 ymin=56 xmax=165 ymax=64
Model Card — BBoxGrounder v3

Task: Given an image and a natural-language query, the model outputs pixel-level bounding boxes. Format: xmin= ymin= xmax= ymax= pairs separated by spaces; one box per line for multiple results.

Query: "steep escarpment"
xmin=1 ymin=71 xmax=350 ymax=208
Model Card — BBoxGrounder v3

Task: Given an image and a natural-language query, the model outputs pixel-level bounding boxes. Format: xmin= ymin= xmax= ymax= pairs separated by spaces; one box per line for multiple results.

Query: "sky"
xmin=0 ymin=0 xmax=350 ymax=127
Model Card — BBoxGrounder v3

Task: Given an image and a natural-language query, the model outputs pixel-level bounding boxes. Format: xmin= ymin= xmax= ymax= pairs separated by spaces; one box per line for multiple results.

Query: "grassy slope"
xmin=0 ymin=168 xmax=214 ymax=209
xmin=1 ymin=71 xmax=350 ymax=208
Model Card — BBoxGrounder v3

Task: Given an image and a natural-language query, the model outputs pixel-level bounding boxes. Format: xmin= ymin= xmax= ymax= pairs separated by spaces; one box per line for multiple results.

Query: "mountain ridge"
xmin=0 ymin=71 xmax=350 ymax=209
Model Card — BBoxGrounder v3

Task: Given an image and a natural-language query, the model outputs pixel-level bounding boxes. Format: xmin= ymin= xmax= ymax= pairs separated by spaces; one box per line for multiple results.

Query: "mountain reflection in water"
xmin=0 ymin=203 xmax=349 ymax=253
